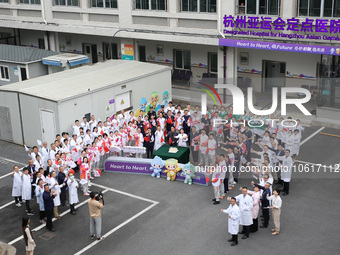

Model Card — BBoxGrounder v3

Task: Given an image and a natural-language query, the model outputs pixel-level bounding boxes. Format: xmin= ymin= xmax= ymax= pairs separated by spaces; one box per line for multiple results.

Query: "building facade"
xmin=0 ymin=0 xmax=340 ymax=118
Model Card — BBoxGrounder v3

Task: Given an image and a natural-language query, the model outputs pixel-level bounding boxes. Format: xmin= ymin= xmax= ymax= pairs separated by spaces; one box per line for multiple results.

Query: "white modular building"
xmin=0 ymin=60 xmax=171 ymax=146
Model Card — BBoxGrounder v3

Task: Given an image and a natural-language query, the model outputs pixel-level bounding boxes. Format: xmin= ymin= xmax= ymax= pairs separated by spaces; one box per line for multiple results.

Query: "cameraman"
xmin=88 ymin=192 xmax=104 ymax=241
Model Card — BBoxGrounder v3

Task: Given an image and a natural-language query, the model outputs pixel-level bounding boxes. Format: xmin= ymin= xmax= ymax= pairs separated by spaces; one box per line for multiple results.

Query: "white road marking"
xmin=0 ymin=172 xmax=13 ymax=180
xmin=74 ymin=202 xmax=159 ymax=255
xmin=0 ymin=157 xmax=26 ymax=180
xmin=300 ymin=127 xmax=325 ymax=146
xmin=295 ymin=160 xmax=337 ymax=169
xmin=8 ymin=190 xmax=109 ymax=245
xmin=0 ymin=201 xmax=15 ymax=210
xmin=0 ymin=156 xmax=26 ymax=166
xmin=89 ymin=182 xmax=159 ymax=204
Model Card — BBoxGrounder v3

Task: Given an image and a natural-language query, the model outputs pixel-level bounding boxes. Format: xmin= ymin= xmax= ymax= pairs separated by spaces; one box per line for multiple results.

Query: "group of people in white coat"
xmin=221 ymin=185 xmax=282 ymax=246
xmin=12 ymin=160 xmax=79 ymax=232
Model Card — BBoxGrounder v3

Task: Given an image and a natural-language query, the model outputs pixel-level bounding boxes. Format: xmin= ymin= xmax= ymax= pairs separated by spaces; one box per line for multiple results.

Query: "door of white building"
xmin=263 ymin=60 xmax=286 ymax=92
xmin=40 ymin=109 xmax=56 ymax=145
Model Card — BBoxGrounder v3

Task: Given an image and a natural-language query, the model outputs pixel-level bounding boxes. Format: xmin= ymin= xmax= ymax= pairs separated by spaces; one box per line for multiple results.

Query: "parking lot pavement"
xmin=0 ymin=126 xmax=339 ymax=255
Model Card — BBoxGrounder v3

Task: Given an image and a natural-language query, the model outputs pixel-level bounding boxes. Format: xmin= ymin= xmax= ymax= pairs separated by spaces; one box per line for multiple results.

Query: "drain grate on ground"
xmin=39 ymin=232 xmax=56 ymax=241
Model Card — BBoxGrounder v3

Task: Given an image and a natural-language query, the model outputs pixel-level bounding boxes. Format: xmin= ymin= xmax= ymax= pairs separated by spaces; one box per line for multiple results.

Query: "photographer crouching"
xmin=88 ymin=191 xmax=104 ymax=241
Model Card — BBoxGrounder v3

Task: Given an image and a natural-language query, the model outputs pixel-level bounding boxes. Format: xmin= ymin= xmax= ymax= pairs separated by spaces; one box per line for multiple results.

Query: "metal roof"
xmin=0 ymin=60 xmax=171 ymax=102
xmin=0 ymin=44 xmax=60 ymax=64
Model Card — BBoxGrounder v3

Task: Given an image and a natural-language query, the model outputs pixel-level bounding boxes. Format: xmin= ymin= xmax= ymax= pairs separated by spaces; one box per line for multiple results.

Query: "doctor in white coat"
xmin=67 ymin=172 xmax=79 ymax=215
xmin=231 ymin=187 xmax=253 ymax=239
xmin=12 ymin=165 xmax=23 ymax=207
xmin=35 ymin=178 xmax=46 ymax=224
xmin=277 ymin=149 xmax=293 ymax=196
xmin=50 ymin=171 xmax=64 ymax=219
xmin=221 ymin=197 xmax=240 ymax=246
xmin=176 ymin=129 xmax=188 ymax=147
xmin=22 ymin=168 xmax=34 ymax=215
xmin=154 ymin=126 xmax=165 ymax=151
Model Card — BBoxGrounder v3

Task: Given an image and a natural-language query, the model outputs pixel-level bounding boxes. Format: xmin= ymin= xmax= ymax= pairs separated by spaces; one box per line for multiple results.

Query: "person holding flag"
xmin=144 ymin=128 xmax=155 ymax=158
xmin=134 ymin=127 xmax=144 ymax=158
xmin=154 ymin=125 xmax=165 ymax=151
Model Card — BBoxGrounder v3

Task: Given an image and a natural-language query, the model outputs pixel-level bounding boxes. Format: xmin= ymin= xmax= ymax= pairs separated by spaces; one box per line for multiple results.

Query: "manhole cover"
xmin=39 ymin=232 xmax=56 ymax=241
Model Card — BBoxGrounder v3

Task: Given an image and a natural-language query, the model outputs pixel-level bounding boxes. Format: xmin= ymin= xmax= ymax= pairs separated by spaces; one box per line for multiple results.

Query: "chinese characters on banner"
xmin=223 ymin=16 xmax=340 ymax=42
xmin=218 ymin=38 xmax=340 ymax=56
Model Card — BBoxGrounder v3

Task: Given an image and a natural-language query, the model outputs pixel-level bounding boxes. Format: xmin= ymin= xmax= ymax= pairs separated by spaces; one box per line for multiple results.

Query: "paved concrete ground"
xmin=0 ymin=125 xmax=339 ymax=255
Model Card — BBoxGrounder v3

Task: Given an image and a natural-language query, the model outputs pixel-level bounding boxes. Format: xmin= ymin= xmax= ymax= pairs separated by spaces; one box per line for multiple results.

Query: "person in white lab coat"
xmin=71 ymin=120 xmax=81 ymax=136
xmin=22 ymin=168 xmax=34 ymax=216
xmin=176 ymin=129 xmax=188 ymax=147
xmin=211 ymin=166 xmax=221 ymax=205
xmin=49 ymin=143 xmax=57 ymax=161
xmin=67 ymin=172 xmax=79 ymax=215
xmin=50 ymin=171 xmax=64 ymax=219
xmin=197 ymin=129 xmax=209 ymax=166
xmin=154 ymin=126 xmax=165 ymax=151
xmin=12 ymin=165 xmax=23 ymax=207
xmin=39 ymin=142 xmax=50 ymax=169
xmin=207 ymin=133 xmax=217 ymax=166
xmin=229 ymin=187 xmax=253 ymax=239
xmin=28 ymin=146 xmax=42 ymax=162
xmin=221 ymin=197 xmax=240 ymax=246
xmin=276 ymin=149 xmax=293 ymax=196
xmin=81 ymin=116 xmax=90 ymax=131
xmin=35 ymin=178 xmax=46 ymax=224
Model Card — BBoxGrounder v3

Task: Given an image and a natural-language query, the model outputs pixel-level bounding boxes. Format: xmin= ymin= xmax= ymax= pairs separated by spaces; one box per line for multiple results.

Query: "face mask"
xmin=70 ymin=176 xmax=75 ymax=179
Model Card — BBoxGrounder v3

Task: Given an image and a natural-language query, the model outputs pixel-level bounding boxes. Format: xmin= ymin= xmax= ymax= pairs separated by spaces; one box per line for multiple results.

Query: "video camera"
xmin=95 ymin=191 xmax=105 ymax=205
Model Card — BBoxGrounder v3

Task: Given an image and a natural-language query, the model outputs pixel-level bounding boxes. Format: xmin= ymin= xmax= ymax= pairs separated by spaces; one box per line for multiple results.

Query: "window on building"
xmin=208 ymin=52 xmax=217 ymax=73
xmin=0 ymin=0 xmax=9 ymax=3
xmin=174 ymin=50 xmax=191 ymax=70
xmin=297 ymin=0 xmax=324 ymax=17
xmin=90 ymin=0 xmax=117 ymax=8
xmin=0 ymin=66 xmax=9 ymax=81
xmin=135 ymin=0 xmax=166 ymax=10
xmin=38 ymin=38 xmax=45 ymax=49
xmin=19 ymin=0 xmax=41 ymax=4
xmin=54 ymin=0 xmax=79 ymax=6
xmin=181 ymin=0 xmax=216 ymax=13
xmin=324 ymin=0 xmax=340 ymax=17
xmin=103 ymin=42 xmax=118 ymax=60
xmin=237 ymin=0 xmax=280 ymax=15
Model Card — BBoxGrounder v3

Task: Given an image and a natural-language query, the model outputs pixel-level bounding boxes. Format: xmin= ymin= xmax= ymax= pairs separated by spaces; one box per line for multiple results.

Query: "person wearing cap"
xmin=88 ymin=192 xmax=104 ymax=241
xmin=147 ymin=106 xmax=156 ymax=120
xmin=158 ymin=105 xmax=166 ymax=117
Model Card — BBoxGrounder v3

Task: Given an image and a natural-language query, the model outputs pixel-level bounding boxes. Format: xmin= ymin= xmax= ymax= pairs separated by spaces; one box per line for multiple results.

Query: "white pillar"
xmin=226 ymin=47 xmax=237 ymax=86
xmin=81 ymin=0 xmax=89 ymax=21
xmin=42 ymin=0 xmax=53 ymax=23
xmin=118 ymin=0 xmax=133 ymax=28
xmin=169 ymin=0 xmax=178 ymax=28
xmin=282 ymin=0 xmax=294 ymax=19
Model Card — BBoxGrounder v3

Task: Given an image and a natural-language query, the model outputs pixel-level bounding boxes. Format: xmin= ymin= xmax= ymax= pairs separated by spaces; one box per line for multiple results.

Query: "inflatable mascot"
xmin=164 ymin=158 xmax=181 ymax=181
xmin=181 ymin=162 xmax=196 ymax=185
xmin=150 ymin=156 xmax=164 ymax=178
